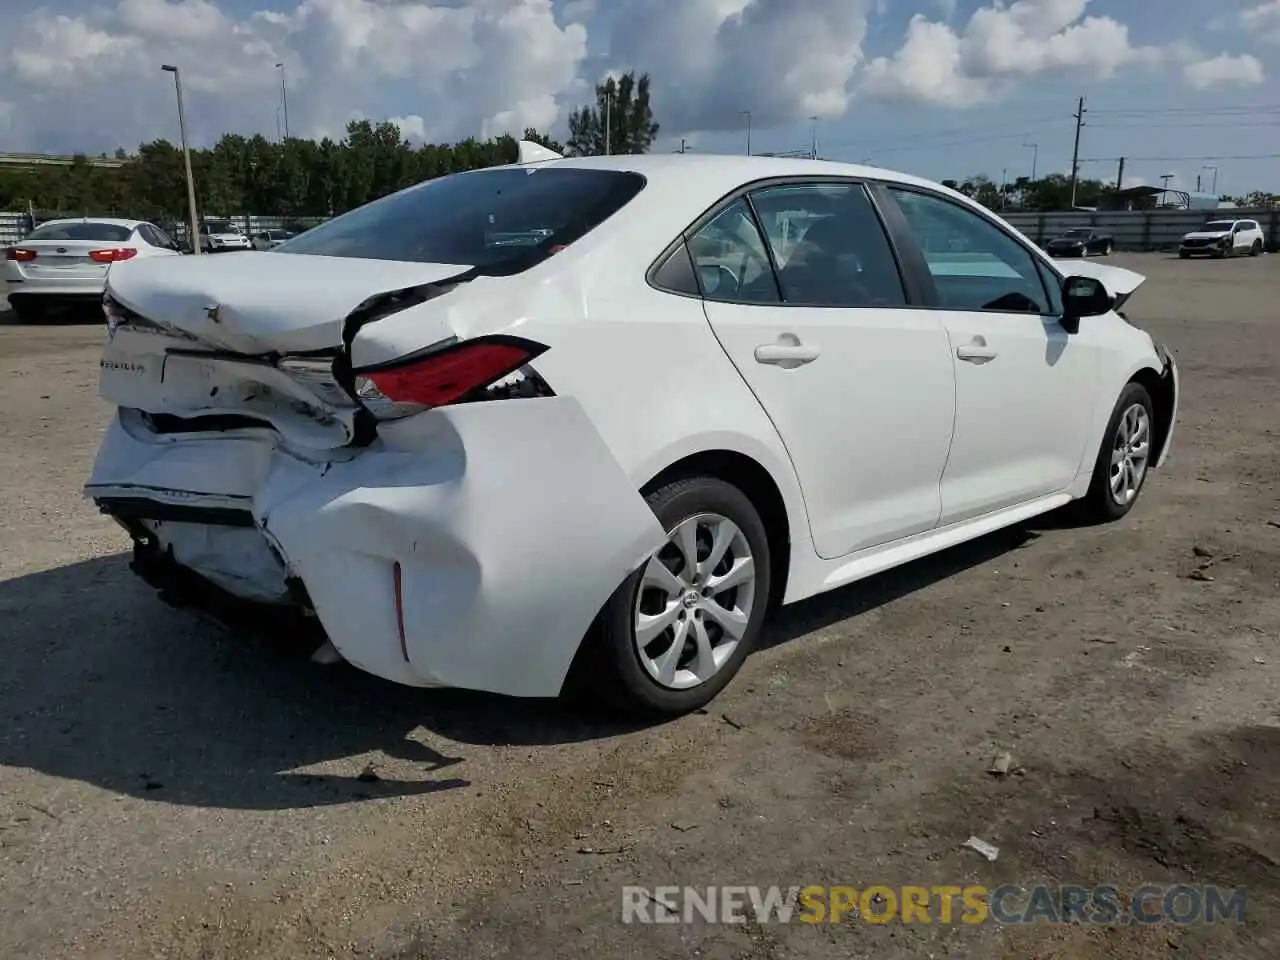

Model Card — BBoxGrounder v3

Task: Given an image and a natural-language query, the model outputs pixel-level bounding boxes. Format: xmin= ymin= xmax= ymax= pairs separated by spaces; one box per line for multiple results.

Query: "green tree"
xmin=566 ymin=71 xmax=659 ymax=156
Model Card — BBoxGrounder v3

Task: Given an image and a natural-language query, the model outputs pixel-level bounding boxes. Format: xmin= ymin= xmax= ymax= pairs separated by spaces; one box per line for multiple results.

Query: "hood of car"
xmin=1183 ymin=231 xmax=1229 ymax=241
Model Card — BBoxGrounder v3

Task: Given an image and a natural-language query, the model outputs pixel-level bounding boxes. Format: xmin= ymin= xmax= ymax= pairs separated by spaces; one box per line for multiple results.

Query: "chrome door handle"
xmin=755 ymin=334 xmax=819 ymax=367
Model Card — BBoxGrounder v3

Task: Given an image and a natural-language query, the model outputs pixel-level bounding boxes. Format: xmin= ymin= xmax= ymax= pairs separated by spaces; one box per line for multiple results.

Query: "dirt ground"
xmin=1 ymin=254 xmax=1277 ymax=960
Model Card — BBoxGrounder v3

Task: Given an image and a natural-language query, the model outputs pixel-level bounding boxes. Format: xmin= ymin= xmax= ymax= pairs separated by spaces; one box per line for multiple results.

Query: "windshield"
xmin=276 ymin=167 xmax=646 ymax=268
xmin=1063 ymin=229 xmax=1090 ymax=238
xmin=205 ymin=221 xmax=236 ymax=234
xmin=1202 ymin=221 xmax=1234 ymax=232
xmin=27 ymin=222 xmax=132 ymax=242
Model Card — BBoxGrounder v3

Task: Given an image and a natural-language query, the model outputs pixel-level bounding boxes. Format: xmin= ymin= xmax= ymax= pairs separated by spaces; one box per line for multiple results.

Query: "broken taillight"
xmin=352 ymin=335 xmax=549 ymax=420
xmin=89 ymin=248 xmax=139 ymax=263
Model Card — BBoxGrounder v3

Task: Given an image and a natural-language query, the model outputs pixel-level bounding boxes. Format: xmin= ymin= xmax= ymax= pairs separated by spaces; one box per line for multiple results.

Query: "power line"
xmin=1079 ymin=152 xmax=1280 ymax=162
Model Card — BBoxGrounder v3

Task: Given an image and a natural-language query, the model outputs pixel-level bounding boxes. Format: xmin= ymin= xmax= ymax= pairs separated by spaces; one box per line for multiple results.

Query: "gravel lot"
xmin=1 ymin=255 xmax=1277 ymax=959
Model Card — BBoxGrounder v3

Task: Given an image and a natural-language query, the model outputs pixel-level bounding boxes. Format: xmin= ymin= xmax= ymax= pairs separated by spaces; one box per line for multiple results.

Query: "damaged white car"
xmin=86 ymin=143 xmax=1179 ymax=716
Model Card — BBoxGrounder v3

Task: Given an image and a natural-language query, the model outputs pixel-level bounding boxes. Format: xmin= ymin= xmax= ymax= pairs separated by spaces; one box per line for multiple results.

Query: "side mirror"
xmin=1061 ymin=275 xmax=1112 ymax=332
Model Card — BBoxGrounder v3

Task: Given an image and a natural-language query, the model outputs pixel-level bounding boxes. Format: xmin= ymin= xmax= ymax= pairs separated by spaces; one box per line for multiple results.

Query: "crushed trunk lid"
xmin=106 ymin=252 xmax=473 ymax=355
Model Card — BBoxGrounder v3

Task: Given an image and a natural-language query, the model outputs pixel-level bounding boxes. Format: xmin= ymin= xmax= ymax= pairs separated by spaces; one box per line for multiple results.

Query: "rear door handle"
xmin=755 ymin=335 xmax=820 ymax=367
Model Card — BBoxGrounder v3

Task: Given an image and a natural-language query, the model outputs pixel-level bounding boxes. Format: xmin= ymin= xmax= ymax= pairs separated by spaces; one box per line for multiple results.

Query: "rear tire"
xmin=1103 ymin=242 xmax=1113 ymax=256
xmin=1076 ymin=382 xmax=1155 ymax=524
xmin=572 ymin=476 xmax=772 ymax=719
xmin=1251 ymin=240 xmax=1263 ymax=257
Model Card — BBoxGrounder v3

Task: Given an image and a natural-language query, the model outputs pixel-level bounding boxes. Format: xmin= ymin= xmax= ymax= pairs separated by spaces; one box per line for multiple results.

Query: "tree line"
xmin=0 ymin=72 xmax=661 ymax=226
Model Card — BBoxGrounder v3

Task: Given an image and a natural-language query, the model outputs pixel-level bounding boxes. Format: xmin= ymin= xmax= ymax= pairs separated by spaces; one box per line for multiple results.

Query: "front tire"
xmin=578 ymin=476 xmax=771 ymax=718
xmin=1077 ymin=382 xmax=1155 ymax=524
xmin=1252 ymin=240 xmax=1263 ymax=257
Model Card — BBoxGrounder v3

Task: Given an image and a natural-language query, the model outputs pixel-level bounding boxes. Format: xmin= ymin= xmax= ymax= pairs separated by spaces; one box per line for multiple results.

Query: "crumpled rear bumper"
xmin=86 ymin=397 xmax=665 ymax=697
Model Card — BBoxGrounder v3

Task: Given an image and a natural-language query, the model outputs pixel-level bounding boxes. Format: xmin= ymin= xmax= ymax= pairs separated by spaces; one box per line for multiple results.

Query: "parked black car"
xmin=1045 ymin=228 xmax=1114 ymax=258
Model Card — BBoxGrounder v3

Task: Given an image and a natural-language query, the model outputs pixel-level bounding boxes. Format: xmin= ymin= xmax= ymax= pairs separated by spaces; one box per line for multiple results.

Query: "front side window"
xmin=887 ymin=188 xmax=1049 ymax=314
xmin=277 ymin=167 xmax=645 ymax=270
xmin=686 ymin=199 xmax=780 ymax=303
xmin=749 ymin=182 xmax=906 ymax=307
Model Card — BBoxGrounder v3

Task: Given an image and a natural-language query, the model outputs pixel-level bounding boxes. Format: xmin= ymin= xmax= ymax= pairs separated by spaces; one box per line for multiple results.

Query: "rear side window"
xmin=27 ymin=222 xmax=132 ymax=242
xmin=278 ymin=167 xmax=646 ymax=270
xmin=687 ymin=199 xmax=780 ymax=303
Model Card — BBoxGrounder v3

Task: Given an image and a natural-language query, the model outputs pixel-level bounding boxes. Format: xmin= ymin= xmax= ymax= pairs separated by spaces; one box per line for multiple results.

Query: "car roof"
xmin=506 ymin=152 xmax=969 ymax=203
xmin=35 ymin=217 xmax=143 ymax=229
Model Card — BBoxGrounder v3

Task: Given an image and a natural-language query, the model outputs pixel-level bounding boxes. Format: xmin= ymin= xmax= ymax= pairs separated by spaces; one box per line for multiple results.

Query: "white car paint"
xmin=2 ymin=218 xmax=180 ymax=310
xmin=84 ymin=145 xmax=1179 ymax=704
xmin=1178 ymin=219 xmax=1266 ymax=257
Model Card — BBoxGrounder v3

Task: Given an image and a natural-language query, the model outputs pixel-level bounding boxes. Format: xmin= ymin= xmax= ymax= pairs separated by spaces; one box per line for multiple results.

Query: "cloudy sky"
xmin=2 ymin=0 xmax=1279 ymax=193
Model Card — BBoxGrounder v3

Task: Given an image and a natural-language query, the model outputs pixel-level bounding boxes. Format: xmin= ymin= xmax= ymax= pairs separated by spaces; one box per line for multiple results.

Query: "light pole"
xmin=162 ymin=64 xmax=200 ymax=255
xmin=809 ymin=116 xmax=819 ymax=160
xmin=1023 ymin=141 xmax=1039 ymax=182
xmin=275 ymin=62 xmax=290 ymax=140
xmin=1202 ymin=165 xmax=1219 ymax=195
xmin=603 ymin=81 xmax=612 ymax=156
xmin=738 ymin=110 xmax=752 ymax=156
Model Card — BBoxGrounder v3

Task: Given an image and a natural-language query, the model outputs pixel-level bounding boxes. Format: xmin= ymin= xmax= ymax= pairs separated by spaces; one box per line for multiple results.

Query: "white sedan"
xmin=85 ymin=143 xmax=1179 ymax=716
xmin=3 ymin=217 xmax=181 ymax=322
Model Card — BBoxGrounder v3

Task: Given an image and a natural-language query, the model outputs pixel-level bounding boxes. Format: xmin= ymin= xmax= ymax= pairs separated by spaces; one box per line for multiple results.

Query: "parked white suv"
xmin=1178 ymin=219 xmax=1265 ymax=259
xmin=199 ymin=219 xmax=252 ymax=253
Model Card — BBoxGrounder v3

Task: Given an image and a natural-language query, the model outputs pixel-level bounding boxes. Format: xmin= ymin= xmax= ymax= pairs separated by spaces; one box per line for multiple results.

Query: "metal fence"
xmin=999 ymin=208 xmax=1280 ymax=252
xmin=5 ymin=207 xmax=1278 ymax=253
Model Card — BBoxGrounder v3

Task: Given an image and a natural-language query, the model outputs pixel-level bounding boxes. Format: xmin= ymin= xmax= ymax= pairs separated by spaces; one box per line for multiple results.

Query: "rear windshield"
xmin=27 ymin=222 xmax=132 ymax=242
xmin=276 ymin=167 xmax=646 ymax=269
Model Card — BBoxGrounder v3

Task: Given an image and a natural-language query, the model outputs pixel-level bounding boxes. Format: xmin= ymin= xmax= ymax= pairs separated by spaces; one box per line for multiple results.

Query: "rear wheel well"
xmin=641 ymin=451 xmax=791 ymax=609
xmin=1129 ymin=366 xmax=1173 ymax=464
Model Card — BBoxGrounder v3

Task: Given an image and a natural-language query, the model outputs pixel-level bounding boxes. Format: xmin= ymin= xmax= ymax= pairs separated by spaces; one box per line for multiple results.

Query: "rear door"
xmin=693 ymin=179 xmax=956 ymax=560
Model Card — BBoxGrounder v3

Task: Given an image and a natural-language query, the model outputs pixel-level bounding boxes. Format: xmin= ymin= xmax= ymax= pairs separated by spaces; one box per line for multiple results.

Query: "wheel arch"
xmin=1128 ymin=364 xmax=1175 ymax=467
xmin=640 ymin=449 xmax=794 ymax=609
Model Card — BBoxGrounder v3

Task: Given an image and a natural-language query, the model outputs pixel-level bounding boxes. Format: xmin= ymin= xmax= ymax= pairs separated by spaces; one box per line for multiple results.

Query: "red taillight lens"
xmin=353 ymin=336 xmax=548 ymax=420
xmin=89 ymin=248 xmax=138 ymax=263
xmin=7 ymin=248 xmax=36 ymax=262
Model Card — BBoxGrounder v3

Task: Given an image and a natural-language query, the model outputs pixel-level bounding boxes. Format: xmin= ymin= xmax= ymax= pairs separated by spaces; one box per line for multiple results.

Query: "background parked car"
xmin=3 ymin=218 xmax=181 ymax=322
xmin=251 ymin=229 xmax=297 ymax=251
xmin=199 ymin=219 xmax=252 ymax=253
xmin=1045 ymin=228 xmax=1114 ymax=258
xmin=1178 ymin=219 xmax=1265 ymax=259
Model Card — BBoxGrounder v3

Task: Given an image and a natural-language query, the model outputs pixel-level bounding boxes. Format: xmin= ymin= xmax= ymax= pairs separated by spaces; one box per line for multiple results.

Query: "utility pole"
xmin=676 ymin=138 xmax=689 ymax=154
xmin=809 ymin=116 xmax=819 ymax=159
xmin=162 ymin=64 xmax=200 ymax=255
xmin=1024 ymin=141 xmax=1039 ymax=182
xmin=1068 ymin=96 xmax=1086 ymax=209
xmin=276 ymin=63 xmax=290 ymax=139
xmin=738 ymin=110 xmax=752 ymax=156
xmin=603 ymin=82 xmax=612 ymax=156
xmin=1115 ymin=157 xmax=1126 ymax=192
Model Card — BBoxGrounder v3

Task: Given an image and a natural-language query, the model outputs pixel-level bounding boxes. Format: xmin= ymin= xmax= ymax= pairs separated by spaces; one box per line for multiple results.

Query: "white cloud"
xmin=1241 ymin=1 xmax=1280 ymax=41
xmin=604 ymin=0 xmax=871 ymax=133
xmin=1182 ymin=53 xmax=1265 ymax=89
xmin=862 ymin=0 xmax=1159 ymax=106
xmin=0 ymin=0 xmax=588 ymax=152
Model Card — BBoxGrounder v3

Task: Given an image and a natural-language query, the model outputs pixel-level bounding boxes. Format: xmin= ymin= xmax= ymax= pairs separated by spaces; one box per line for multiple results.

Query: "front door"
xmin=693 ymin=181 xmax=957 ymax=560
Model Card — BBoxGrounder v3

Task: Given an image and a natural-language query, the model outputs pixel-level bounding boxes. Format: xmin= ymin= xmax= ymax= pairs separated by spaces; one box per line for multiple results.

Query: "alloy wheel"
xmin=633 ymin=513 xmax=757 ymax=690
xmin=1110 ymin=403 xmax=1151 ymax=506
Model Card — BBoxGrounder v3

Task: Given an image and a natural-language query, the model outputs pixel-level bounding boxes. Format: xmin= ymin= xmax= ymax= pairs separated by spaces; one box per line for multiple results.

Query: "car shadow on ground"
xmin=0 ymin=518 xmax=1050 ymax=811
